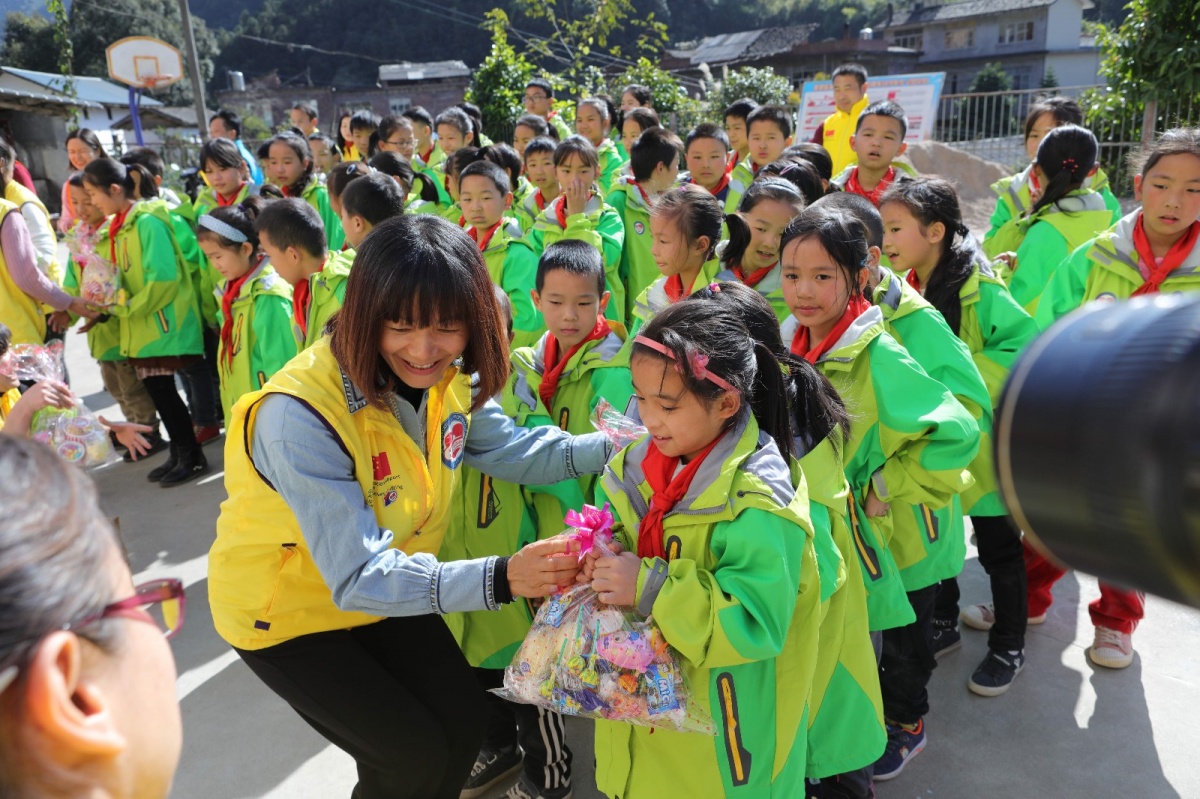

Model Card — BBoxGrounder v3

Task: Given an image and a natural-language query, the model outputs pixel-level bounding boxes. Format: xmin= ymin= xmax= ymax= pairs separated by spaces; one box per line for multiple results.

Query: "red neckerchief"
xmin=905 ymin=268 xmax=924 ymax=294
xmin=420 ymin=144 xmax=434 ymax=164
xmin=1131 ymin=213 xmax=1200 ymax=296
xmin=107 ymin=204 xmax=133 ymax=263
xmin=694 ymin=167 xmax=732 ymax=198
xmin=534 ymin=188 xmax=549 ymax=212
xmin=790 ymin=294 xmax=872 ymax=364
xmin=553 ymin=194 xmax=592 ymax=228
xmin=539 ymin=317 xmax=612 ymax=411
xmin=846 ymin=167 xmax=897 ymax=207
xmin=219 ymin=256 xmax=263 ymax=369
xmin=217 ymin=184 xmax=245 ymax=207
xmin=281 ymin=184 xmax=297 ymax=198
xmin=469 ymin=220 xmax=504 ymax=252
xmin=1028 ymin=169 xmax=1041 ymax=193
xmin=292 ymin=259 xmax=326 ymax=339
xmin=730 ymin=260 xmax=777 ymax=289
xmin=728 ymin=151 xmax=741 ymax=171
xmin=630 ymin=179 xmax=651 ymax=205
xmin=637 ymin=430 xmax=728 ymax=559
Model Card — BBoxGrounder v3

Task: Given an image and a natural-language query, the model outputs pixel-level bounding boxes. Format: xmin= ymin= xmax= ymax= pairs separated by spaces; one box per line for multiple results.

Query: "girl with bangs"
xmin=265 ymin=132 xmax=346 ymax=250
xmin=209 ymin=214 xmax=613 ymax=799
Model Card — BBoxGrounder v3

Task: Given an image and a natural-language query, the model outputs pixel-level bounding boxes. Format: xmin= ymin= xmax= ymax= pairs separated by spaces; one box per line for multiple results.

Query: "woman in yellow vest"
xmin=209 ymin=214 xmax=612 ymax=799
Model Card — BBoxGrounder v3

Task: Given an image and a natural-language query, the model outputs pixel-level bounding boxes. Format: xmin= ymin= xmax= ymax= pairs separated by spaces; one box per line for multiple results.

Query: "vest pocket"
xmin=256 ymin=544 xmax=298 ymax=631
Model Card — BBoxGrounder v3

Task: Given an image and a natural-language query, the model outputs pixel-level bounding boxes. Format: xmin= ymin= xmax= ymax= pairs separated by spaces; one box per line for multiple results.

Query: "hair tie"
xmin=956 ymin=222 xmax=970 ymax=238
xmin=707 ymin=282 xmax=721 ymax=293
xmin=633 ymin=335 xmax=737 ymax=393
xmin=1061 ymin=157 xmax=1078 ymax=173
xmin=198 ymin=214 xmax=249 ymax=243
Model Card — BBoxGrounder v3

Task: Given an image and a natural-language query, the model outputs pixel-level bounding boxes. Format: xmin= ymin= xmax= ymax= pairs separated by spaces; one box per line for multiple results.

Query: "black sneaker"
xmin=147 ymin=444 xmax=178 ymax=482
xmin=504 ymin=774 xmax=572 ymax=799
xmin=160 ymin=446 xmax=210 ymax=487
xmin=931 ymin=619 xmax=961 ymax=659
xmin=460 ymin=747 xmax=522 ymax=799
xmin=968 ymin=648 xmax=1025 ymax=697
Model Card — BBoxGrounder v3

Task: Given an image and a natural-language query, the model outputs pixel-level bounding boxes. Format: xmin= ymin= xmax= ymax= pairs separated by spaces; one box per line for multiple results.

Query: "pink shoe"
xmin=1089 ymin=626 xmax=1134 ymax=669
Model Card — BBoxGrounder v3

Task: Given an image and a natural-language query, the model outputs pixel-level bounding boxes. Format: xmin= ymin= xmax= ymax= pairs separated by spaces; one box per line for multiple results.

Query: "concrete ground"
xmin=61 ymin=321 xmax=1197 ymax=799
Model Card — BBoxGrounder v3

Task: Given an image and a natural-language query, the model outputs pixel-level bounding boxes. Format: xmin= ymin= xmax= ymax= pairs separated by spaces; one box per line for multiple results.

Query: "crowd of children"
xmin=4 ymin=61 xmax=1198 ymax=799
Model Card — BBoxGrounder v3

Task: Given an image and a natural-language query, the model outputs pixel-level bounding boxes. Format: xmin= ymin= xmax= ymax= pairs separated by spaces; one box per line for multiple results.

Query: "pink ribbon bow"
xmin=565 ymin=503 xmax=615 ymax=561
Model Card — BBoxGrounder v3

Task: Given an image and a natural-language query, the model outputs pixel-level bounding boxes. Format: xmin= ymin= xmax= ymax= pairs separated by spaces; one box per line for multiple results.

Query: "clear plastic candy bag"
xmin=590 ymin=398 xmax=646 ymax=451
xmin=0 ymin=341 xmax=65 ymax=383
xmin=66 ymin=222 xmax=121 ymax=307
xmin=30 ymin=401 xmax=120 ymax=469
xmin=494 ymin=505 xmax=715 ymax=735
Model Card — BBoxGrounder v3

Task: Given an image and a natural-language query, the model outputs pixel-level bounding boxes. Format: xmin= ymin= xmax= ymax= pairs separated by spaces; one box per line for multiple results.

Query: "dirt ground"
xmin=901 ymin=140 xmax=1011 ymax=237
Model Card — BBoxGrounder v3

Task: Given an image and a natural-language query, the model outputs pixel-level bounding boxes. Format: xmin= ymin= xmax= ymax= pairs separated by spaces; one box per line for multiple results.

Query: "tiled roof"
xmin=668 ymin=24 xmax=819 ymax=66
xmin=890 ymin=0 xmax=1057 ymax=27
xmin=378 ymin=61 xmax=470 ymax=83
xmin=2 ymin=67 xmax=163 ymax=107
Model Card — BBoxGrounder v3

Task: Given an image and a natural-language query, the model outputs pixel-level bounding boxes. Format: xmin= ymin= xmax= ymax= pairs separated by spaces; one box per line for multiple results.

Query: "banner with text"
xmin=798 ymin=72 xmax=947 ymax=142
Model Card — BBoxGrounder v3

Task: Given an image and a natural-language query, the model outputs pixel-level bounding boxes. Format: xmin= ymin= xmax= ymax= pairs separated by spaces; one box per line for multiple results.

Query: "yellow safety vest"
xmin=0 ymin=200 xmax=47 ymax=344
xmin=5 ymin=182 xmax=63 ymax=312
xmin=208 ymin=337 xmax=475 ymax=650
xmin=821 ymin=93 xmax=871 ymax=176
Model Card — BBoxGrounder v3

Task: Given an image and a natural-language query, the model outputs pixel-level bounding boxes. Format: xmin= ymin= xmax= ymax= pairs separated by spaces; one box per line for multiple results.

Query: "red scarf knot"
xmin=790 ymin=294 xmax=872 ymax=364
xmin=539 ymin=317 xmax=612 ymax=413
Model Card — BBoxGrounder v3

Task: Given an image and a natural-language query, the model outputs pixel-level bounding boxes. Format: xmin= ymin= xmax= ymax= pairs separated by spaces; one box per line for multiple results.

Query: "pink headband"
xmin=632 ymin=335 xmax=737 ymax=393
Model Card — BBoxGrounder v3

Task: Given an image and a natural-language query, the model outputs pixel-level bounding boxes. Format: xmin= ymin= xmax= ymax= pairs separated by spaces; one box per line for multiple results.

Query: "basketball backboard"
xmin=106 ymin=36 xmax=185 ymax=90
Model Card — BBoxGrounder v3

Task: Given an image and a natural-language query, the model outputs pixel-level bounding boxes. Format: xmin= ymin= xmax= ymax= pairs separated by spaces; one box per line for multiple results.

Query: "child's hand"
xmin=592 ymin=551 xmax=641 ymax=606
xmin=67 ymin=296 xmax=100 ymax=320
xmin=508 ymin=537 xmax=582 ymax=597
xmin=865 ymin=484 xmax=890 ymax=518
xmin=564 ymin=178 xmax=588 ymax=218
xmin=48 ymin=311 xmax=72 ymax=333
xmin=1 ymin=380 xmax=73 ymax=438
xmin=100 ymin=417 xmax=153 ymax=461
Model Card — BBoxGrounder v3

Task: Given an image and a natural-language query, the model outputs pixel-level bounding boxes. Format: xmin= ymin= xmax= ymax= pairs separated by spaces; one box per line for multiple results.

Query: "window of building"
xmin=945 ymin=27 xmax=975 ymax=50
xmin=389 ymin=96 xmax=412 ymax=115
xmin=894 ymin=32 xmax=924 ymax=50
xmin=998 ymin=21 xmax=1035 ymax=44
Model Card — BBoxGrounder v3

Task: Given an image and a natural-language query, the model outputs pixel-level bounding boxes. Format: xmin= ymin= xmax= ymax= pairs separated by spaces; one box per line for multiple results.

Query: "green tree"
xmin=465 ymin=11 xmax=535 ymax=143
xmin=0 ymin=12 xmax=60 ymax=73
xmin=954 ymin=62 xmax=1016 ymax=139
xmin=704 ymin=66 xmax=792 ymax=114
xmin=1040 ymin=66 xmax=1059 ymax=90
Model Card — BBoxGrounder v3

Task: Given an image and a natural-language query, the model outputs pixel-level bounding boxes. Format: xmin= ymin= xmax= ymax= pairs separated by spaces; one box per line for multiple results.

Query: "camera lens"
xmin=995 ymin=294 xmax=1200 ymax=609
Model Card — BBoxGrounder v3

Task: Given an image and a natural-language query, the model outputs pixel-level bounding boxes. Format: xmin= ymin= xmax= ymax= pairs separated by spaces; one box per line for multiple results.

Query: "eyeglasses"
xmin=65 ymin=579 xmax=187 ymax=640
xmin=385 ymin=138 xmax=416 ymax=148
xmin=524 ymin=93 xmax=548 ymax=102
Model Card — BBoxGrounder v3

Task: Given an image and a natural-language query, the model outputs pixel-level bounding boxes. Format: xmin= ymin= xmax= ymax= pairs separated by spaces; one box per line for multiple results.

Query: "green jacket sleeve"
xmin=107 ymin=216 xmax=181 ymax=320
xmin=504 ymin=245 xmax=545 ymax=350
xmin=983 ymin=196 xmax=1012 ymax=246
xmin=1034 ymin=241 xmax=1093 ymax=331
xmin=589 ymin=367 xmax=636 ymax=419
xmin=1010 ymin=222 xmax=1069 ymax=315
xmin=1100 ymin=186 xmax=1122 ymax=222
xmin=62 ymin=255 xmax=80 ymax=294
xmin=973 ymin=282 xmax=1038 ymax=406
xmin=251 ymin=294 xmax=299 ymax=390
xmin=313 ymin=188 xmax=346 ymax=251
xmin=870 ymin=336 xmax=980 ymax=509
xmin=634 ymin=508 xmax=806 ymax=669
xmin=890 ymin=310 xmax=989 ymax=439
xmin=563 ymin=209 xmax=624 ymax=274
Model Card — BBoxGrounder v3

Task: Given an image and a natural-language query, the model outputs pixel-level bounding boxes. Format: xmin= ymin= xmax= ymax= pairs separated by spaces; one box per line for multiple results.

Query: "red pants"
xmin=1023 ymin=542 xmax=1145 ymax=635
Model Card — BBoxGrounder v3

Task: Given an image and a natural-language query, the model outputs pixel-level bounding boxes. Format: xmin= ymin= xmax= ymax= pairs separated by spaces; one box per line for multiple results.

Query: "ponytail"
xmin=1030 ymin=124 xmax=1098 ymax=216
xmin=81 ymin=157 xmax=157 ymax=201
xmin=724 ymin=178 xmax=806 ymax=267
xmin=749 ymin=340 xmax=798 ymax=459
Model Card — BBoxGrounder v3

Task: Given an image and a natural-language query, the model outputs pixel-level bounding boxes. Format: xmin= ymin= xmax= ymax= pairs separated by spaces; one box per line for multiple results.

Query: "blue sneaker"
xmin=872 ymin=718 xmax=926 ymax=781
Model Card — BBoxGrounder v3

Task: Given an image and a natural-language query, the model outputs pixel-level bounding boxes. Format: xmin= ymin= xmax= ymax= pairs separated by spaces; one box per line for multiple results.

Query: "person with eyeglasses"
xmin=0 ymin=436 xmax=185 ymax=799
xmin=377 ymin=115 xmax=417 ymax=163
xmin=524 ymin=78 xmax=572 ymax=142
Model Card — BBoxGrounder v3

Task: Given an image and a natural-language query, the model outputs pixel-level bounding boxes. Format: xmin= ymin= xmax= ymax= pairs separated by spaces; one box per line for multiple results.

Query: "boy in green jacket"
xmin=726 ymin=105 xmax=794 ymax=214
xmin=338 ymin=171 xmax=406 ymax=251
xmin=255 ymin=198 xmax=351 ymax=351
xmin=607 ymin=127 xmax=684 ymax=322
xmin=514 ymin=137 xmax=560 ymax=233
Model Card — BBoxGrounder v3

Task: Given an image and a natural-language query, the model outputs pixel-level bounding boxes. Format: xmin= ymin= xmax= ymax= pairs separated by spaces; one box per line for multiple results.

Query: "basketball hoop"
xmin=106 ymin=37 xmax=185 ymax=90
xmin=140 ymin=74 xmax=176 ymax=92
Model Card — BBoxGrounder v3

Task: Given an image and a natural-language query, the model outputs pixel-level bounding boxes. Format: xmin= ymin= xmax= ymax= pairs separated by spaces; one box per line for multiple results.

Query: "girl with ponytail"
xmin=584 ymin=297 xmax=822 ymax=799
xmin=717 ymin=177 xmax=806 ymax=322
xmin=879 ymin=177 xmax=1039 ymax=699
xmin=265 ymin=133 xmax=345 ymax=250
xmin=195 ymin=196 xmax=296 ymax=424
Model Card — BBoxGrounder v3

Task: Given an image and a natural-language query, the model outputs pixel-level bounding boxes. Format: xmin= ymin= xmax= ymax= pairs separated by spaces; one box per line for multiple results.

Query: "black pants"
xmin=969 ymin=515 xmax=1028 ymax=652
xmin=237 ymin=616 xmax=487 ymax=799
xmin=178 ymin=327 xmax=222 ymax=428
xmin=807 ymin=770 xmax=875 ymax=798
xmin=141 ymin=374 xmax=198 ymax=449
xmin=475 ymin=667 xmax=572 ymax=790
xmin=933 ymin=577 xmax=960 ymax=625
xmin=879 ymin=585 xmax=938 ymax=726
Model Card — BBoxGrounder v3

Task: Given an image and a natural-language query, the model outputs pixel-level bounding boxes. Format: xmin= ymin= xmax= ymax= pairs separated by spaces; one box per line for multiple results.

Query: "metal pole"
xmin=176 ymin=0 xmax=209 ymax=141
xmin=1141 ymin=97 xmax=1158 ymax=147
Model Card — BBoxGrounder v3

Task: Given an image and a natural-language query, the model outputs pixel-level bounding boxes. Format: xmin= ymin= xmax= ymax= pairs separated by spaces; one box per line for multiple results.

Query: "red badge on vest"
xmin=372 ymin=452 xmax=392 ymax=480
xmin=442 ymin=413 xmax=467 ymax=469
xmin=384 ymin=488 xmax=399 ymax=506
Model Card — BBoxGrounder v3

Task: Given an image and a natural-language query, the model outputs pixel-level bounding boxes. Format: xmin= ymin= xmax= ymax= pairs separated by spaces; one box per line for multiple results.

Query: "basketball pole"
xmin=176 ymin=0 xmax=209 ymax=141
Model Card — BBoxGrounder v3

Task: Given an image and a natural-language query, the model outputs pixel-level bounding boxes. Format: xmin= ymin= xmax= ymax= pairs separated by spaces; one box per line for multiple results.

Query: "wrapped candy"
xmin=590 ymin=398 xmax=647 ymax=451
xmin=494 ymin=505 xmax=714 ymax=735
xmin=30 ymin=401 xmax=120 ymax=470
xmin=0 ymin=341 xmax=65 ymax=383
xmin=65 ymin=223 xmax=121 ymax=308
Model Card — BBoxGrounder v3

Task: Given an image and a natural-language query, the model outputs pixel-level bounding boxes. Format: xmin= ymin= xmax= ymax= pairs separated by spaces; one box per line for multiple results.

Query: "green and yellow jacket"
xmin=593 ymin=412 xmax=820 ymax=799
xmin=525 ymin=193 xmax=626 ymax=325
xmin=596 ymin=137 xmax=628 ymax=196
xmin=192 ymin=183 xmax=254 ymax=220
xmin=724 ymin=155 xmax=757 ymax=215
xmin=97 ymin=200 xmax=203 ymax=359
xmin=606 ymin=175 xmax=661 ymax=323
xmin=982 ymin=164 xmax=1121 ymax=259
xmin=473 ymin=217 xmax=545 ymax=350
xmin=294 ymin=250 xmax=353 ymax=351
xmin=297 ymin=178 xmax=345 ymax=251
xmin=214 ymin=260 xmax=297 ymax=425
xmin=628 ymin=259 xmax=722 ymax=339
xmin=715 ymin=240 xmax=789 ymax=323
xmin=514 ymin=186 xmax=554 ymax=233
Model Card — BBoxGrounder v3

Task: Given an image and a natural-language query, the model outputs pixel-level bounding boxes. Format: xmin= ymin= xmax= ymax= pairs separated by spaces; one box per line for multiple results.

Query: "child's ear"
xmin=154 ymin=175 xmax=163 ymax=187
xmin=504 ymin=191 xmax=514 ymax=211
xmin=695 ymin=234 xmax=712 ymax=257
xmin=927 ymin=221 xmax=946 ymax=245
xmin=530 ymin=289 xmax=542 ymax=311
xmin=1133 ymin=174 xmax=1143 ymax=201
xmin=856 ymin=266 xmax=871 ymax=293
xmin=465 ymin=131 xmax=475 ymax=147
xmin=716 ymin=388 xmax=741 ymax=421
xmin=785 ymin=136 xmax=794 ymax=147
xmin=867 ymin=245 xmax=882 ymax=269
xmin=241 ymin=242 xmax=254 ymax=259
xmin=896 ymin=142 xmax=908 ymax=157
xmin=597 ymin=290 xmax=611 ymax=315
xmin=849 ymin=134 xmax=857 ymax=150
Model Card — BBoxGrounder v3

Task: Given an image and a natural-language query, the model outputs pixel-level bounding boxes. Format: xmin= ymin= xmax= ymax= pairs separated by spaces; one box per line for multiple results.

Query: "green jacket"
xmin=192 ymin=182 xmax=254 ymax=220
xmin=1037 ymin=209 xmax=1200 ymax=330
xmin=594 ymin=412 xmax=820 ymax=799
xmin=510 ymin=325 xmax=635 ymax=536
xmin=524 ymin=193 xmax=626 ymax=325
xmin=983 ymin=165 xmax=1121 ymax=259
xmin=299 ymin=178 xmax=345 ymax=251
xmin=62 ymin=245 xmax=122 ymax=362
xmin=294 ymin=251 xmax=352 ymax=351
xmin=794 ymin=432 xmax=885 ymax=778
xmin=785 ymin=305 xmax=979 ymax=606
xmin=596 ymin=137 xmax=628 ymax=197
xmin=724 ymin=155 xmax=756 ymax=215
xmin=475 ymin=218 xmax=545 ymax=349
xmin=98 ymin=200 xmax=203 ymax=359
xmin=714 ymin=241 xmax=789 ymax=323
xmin=514 ymin=187 xmax=552 ymax=233
xmin=606 ymin=176 xmax=659 ymax=323
xmin=1006 ymin=190 xmax=1117 ymax=316
xmin=547 ymin=111 xmax=572 ymax=142
xmin=214 ymin=260 xmax=297 ymax=425
xmin=628 ymin=259 xmax=722 ymax=339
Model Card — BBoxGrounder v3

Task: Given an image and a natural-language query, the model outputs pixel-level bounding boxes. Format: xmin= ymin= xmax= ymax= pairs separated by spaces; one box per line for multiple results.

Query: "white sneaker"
xmin=1089 ymin=626 xmax=1134 ymax=669
xmin=961 ymin=602 xmax=1047 ymax=631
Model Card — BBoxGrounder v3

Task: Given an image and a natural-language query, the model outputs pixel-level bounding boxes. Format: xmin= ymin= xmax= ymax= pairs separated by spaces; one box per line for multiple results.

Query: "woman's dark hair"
xmin=783 ymin=143 xmax=833 ymax=183
xmin=514 ymin=114 xmax=550 ymax=139
xmin=756 ymin=159 xmax=823 ymax=205
xmin=65 ymin=128 xmax=106 ymax=160
xmin=481 ymin=143 xmax=523 ymax=193
xmin=634 ymin=299 xmax=796 ymax=457
xmin=622 ymin=84 xmax=653 ymax=107
xmin=1031 ymin=124 xmax=1098 ymax=215
xmin=687 ymin=281 xmax=850 ymax=449
xmin=367 ymin=151 xmax=414 ymax=197
xmin=0 ymin=438 xmax=123 ymax=706
xmin=267 ymin=133 xmax=314 ymax=196
xmin=780 ymin=206 xmax=871 ymax=299
xmin=878 ymin=177 xmax=976 ymax=335
xmin=82 ymin=157 xmax=158 ymax=200
xmin=199 ymin=137 xmax=244 ymax=172
xmin=329 ymin=215 xmax=508 ymax=411
xmin=725 ymin=178 xmax=805 ymax=268
xmin=327 ymin=161 xmax=369 ymax=203
xmin=196 ymin=195 xmax=268 ymax=250
xmin=0 ymin=136 xmax=15 ymax=191
xmin=1023 ymin=96 xmax=1083 ymax=143
xmin=335 ymin=111 xmax=352 ymax=151
xmin=652 ymin=184 xmax=724 ymax=261
xmin=553 ymin=135 xmax=599 ymax=171
xmin=1129 ymin=127 xmax=1200 ymax=178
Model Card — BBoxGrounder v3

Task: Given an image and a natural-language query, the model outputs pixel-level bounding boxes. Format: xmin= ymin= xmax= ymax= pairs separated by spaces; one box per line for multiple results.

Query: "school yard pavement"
xmin=63 ymin=316 xmax=1199 ymax=799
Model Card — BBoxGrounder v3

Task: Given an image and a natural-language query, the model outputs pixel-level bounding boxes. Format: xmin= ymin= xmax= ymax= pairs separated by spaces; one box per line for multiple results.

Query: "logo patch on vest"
xmin=442 ymin=413 xmax=467 ymax=469
xmin=372 ymin=453 xmax=392 ymax=480
xmin=1095 ymin=292 xmax=1117 ymax=305
xmin=634 ymin=221 xmax=645 ymax=235
xmin=384 ymin=488 xmax=399 ymax=506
